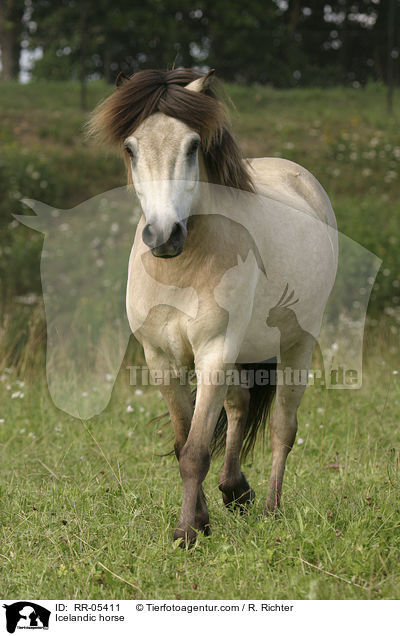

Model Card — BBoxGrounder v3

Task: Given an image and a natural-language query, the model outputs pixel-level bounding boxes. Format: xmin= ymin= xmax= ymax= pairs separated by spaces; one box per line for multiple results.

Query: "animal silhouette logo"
xmin=266 ymin=283 xmax=326 ymax=383
xmin=15 ymin=183 xmax=380 ymax=412
xmin=2 ymin=602 xmax=50 ymax=633
xmin=266 ymin=283 xmax=316 ymax=358
xmin=266 ymin=283 xmax=300 ymax=328
xmin=15 ymin=188 xmax=138 ymax=419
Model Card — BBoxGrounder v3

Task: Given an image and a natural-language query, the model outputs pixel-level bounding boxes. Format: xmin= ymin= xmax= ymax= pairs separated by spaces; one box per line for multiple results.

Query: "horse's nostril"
xmin=170 ymin=222 xmax=183 ymax=244
xmin=143 ymin=221 xmax=187 ymax=257
xmin=142 ymin=223 xmax=156 ymax=248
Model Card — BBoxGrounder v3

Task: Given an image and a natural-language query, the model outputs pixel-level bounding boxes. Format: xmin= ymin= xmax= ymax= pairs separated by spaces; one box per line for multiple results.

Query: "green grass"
xmin=1 ymin=345 xmax=400 ymax=600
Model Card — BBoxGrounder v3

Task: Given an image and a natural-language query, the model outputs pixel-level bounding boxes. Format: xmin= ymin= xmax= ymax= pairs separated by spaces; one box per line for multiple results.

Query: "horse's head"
xmin=125 ymin=122 xmax=198 ymax=256
xmin=124 ymin=73 xmax=214 ymax=258
xmin=88 ymin=68 xmax=253 ymax=259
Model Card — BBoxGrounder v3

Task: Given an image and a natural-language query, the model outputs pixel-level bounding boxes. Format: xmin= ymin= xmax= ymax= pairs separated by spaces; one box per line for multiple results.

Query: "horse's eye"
xmin=187 ymin=141 xmax=199 ymax=157
xmin=125 ymin=145 xmax=135 ymax=159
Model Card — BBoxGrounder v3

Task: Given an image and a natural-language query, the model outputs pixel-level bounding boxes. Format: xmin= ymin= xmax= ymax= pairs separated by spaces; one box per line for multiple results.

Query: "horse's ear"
xmin=185 ymin=69 xmax=215 ymax=93
xmin=115 ymin=72 xmax=130 ymax=88
xmin=13 ymin=198 xmax=55 ymax=233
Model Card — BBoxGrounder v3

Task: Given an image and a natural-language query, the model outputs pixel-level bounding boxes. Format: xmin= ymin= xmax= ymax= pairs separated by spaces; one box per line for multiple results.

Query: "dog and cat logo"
xmin=2 ymin=603 xmax=50 ymax=633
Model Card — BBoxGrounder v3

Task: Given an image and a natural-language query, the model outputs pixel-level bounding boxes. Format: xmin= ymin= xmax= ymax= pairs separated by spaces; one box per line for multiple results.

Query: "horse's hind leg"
xmin=218 ymin=384 xmax=255 ymax=510
xmin=265 ymin=339 xmax=312 ymax=513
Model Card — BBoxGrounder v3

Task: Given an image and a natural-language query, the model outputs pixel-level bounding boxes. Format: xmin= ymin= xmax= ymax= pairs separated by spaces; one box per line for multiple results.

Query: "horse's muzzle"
xmin=142 ymin=221 xmax=187 ymax=258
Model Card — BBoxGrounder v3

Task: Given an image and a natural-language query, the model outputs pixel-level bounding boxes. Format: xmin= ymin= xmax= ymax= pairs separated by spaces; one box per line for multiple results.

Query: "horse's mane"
xmin=87 ymin=69 xmax=254 ymax=192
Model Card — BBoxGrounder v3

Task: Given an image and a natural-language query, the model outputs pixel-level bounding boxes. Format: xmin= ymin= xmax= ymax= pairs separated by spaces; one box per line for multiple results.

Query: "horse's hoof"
xmin=201 ymin=523 xmax=212 ymax=536
xmin=220 ymin=473 xmax=255 ymax=513
xmin=263 ymin=503 xmax=281 ymax=518
xmin=173 ymin=527 xmax=198 ymax=548
xmin=195 ymin=515 xmax=212 ymax=536
xmin=223 ymin=487 xmax=255 ymax=513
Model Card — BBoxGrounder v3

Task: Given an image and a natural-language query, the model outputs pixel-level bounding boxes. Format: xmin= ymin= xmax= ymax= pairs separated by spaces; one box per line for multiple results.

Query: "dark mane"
xmin=88 ymin=69 xmax=254 ymax=192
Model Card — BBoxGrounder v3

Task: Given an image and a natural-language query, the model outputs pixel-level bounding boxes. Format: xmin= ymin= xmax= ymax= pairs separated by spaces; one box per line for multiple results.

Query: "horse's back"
xmin=247 ymin=157 xmax=336 ymax=229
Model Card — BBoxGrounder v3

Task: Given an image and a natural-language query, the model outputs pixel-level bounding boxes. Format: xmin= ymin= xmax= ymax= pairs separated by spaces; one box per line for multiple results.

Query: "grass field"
xmin=1 ymin=80 xmax=400 ymax=599
xmin=1 ymin=347 xmax=399 ymax=600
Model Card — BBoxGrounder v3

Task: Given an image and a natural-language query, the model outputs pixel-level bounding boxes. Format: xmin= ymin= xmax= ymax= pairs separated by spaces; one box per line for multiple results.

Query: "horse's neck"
xmin=198 ymin=151 xmax=208 ymax=182
xmin=192 ymin=155 xmax=214 ymax=219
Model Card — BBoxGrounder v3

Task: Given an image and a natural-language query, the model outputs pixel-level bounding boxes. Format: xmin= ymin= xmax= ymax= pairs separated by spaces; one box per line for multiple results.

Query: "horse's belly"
xmin=237 ymin=333 xmax=281 ymax=364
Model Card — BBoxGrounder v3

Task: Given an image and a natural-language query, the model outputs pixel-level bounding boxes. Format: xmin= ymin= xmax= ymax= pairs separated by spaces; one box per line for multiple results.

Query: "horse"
xmin=88 ymin=68 xmax=337 ymax=545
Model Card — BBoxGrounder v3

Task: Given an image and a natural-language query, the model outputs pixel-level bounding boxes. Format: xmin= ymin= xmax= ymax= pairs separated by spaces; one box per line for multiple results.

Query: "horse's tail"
xmin=211 ymin=359 xmax=277 ymax=460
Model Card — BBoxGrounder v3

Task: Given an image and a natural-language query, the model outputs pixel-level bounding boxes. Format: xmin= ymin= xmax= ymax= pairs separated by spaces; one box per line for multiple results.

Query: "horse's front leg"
xmin=160 ymin=380 xmax=211 ymax=535
xmin=143 ymin=347 xmax=210 ymax=534
xmin=173 ymin=356 xmax=230 ymax=545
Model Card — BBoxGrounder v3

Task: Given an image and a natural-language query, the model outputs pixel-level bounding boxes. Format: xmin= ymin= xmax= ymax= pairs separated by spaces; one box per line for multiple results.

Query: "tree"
xmin=28 ymin=0 xmax=210 ymax=83
xmin=0 ymin=0 xmax=25 ymax=80
xmin=203 ymin=0 xmax=285 ymax=84
xmin=25 ymin=0 xmax=399 ymax=89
